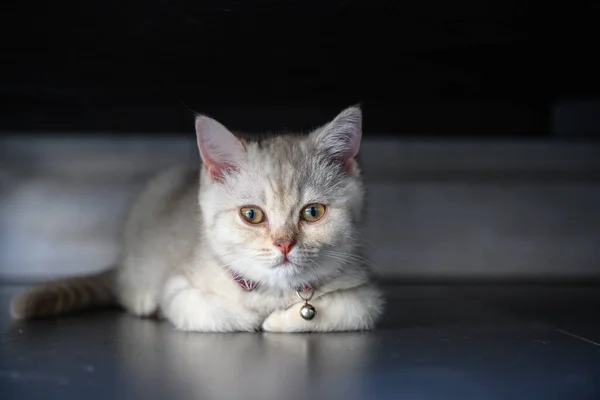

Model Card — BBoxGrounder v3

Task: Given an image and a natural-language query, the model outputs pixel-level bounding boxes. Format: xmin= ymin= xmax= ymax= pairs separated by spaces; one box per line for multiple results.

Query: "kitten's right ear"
xmin=195 ymin=115 xmax=246 ymax=181
xmin=312 ymin=105 xmax=362 ymax=172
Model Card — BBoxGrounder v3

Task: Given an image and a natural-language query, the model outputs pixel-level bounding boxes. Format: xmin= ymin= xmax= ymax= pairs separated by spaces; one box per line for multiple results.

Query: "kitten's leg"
xmin=115 ymin=271 xmax=160 ymax=317
xmin=262 ymin=284 xmax=384 ymax=333
xmin=118 ymin=288 xmax=159 ymax=317
xmin=161 ymin=275 xmax=261 ymax=332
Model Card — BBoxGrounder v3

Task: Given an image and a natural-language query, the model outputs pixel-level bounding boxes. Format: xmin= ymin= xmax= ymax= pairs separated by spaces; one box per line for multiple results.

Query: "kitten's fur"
xmin=10 ymin=106 xmax=384 ymax=332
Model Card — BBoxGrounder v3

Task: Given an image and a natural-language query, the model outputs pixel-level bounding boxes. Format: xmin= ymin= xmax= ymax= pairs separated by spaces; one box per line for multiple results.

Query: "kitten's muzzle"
xmin=273 ymin=239 xmax=296 ymax=256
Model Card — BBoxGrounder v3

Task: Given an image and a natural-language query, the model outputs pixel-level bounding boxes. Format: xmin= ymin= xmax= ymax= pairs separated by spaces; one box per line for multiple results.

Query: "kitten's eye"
xmin=240 ymin=207 xmax=265 ymax=224
xmin=301 ymin=203 xmax=326 ymax=222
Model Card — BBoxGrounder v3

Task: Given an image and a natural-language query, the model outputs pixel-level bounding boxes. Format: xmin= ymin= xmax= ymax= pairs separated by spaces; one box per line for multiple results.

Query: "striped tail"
xmin=10 ymin=269 xmax=116 ymax=320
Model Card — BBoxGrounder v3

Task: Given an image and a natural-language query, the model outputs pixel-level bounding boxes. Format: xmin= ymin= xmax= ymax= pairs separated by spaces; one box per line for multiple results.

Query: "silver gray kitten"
xmin=10 ymin=106 xmax=385 ymax=332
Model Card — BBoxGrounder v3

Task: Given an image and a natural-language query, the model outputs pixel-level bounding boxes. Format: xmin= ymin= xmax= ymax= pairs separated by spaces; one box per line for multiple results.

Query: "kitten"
xmin=10 ymin=106 xmax=385 ymax=332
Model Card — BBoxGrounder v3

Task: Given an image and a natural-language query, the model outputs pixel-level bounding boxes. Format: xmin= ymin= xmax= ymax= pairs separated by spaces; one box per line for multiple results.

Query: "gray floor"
xmin=1 ymin=284 xmax=600 ymax=400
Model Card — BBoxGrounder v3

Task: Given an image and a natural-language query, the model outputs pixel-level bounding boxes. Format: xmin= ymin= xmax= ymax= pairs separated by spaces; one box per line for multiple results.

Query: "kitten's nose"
xmin=274 ymin=239 xmax=296 ymax=256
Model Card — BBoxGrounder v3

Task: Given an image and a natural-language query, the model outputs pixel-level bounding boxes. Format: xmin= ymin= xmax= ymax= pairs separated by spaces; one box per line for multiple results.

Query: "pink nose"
xmin=274 ymin=239 xmax=296 ymax=255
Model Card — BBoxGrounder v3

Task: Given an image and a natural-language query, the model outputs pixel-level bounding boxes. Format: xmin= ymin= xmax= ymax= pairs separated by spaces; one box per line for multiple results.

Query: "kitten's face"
xmin=197 ymin=107 xmax=364 ymax=289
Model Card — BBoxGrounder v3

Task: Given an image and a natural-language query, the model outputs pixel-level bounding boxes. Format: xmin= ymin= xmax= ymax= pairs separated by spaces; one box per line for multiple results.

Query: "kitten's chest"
xmin=190 ymin=259 xmax=308 ymax=316
xmin=239 ymin=288 xmax=299 ymax=315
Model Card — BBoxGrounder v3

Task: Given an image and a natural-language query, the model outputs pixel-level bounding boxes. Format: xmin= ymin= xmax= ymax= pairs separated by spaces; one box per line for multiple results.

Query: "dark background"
xmin=1 ymin=1 xmax=599 ymax=135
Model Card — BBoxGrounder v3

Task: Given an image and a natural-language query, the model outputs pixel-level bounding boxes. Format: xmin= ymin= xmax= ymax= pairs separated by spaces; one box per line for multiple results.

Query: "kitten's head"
xmin=196 ymin=106 xmax=365 ymax=289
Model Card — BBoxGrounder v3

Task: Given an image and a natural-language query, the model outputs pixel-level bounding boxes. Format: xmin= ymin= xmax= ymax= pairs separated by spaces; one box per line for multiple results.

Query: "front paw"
xmin=263 ymin=285 xmax=384 ymax=333
xmin=262 ymin=307 xmax=300 ymax=333
xmin=262 ymin=303 xmax=316 ymax=333
xmin=162 ymin=276 xmax=261 ymax=332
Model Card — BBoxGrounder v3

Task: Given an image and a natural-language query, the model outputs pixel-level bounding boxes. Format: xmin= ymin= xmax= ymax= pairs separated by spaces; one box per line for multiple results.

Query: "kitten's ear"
xmin=312 ymin=105 xmax=362 ymax=172
xmin=195 ymin=115 xmax=246 ymax=181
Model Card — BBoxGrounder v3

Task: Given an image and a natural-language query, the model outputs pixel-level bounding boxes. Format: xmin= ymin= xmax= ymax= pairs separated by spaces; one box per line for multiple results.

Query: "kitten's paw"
xmin=261 ymin=309 xmax=287 ymax=332
xmin=119 ymin=291 xmax=159 ymax=317
xmin=262 ymin=305 xmax=309 ymax=333
xmin=162 ymin=278 xmax=261 ymax=332
xmin=263 ymin=285 xmax=385 ymax=333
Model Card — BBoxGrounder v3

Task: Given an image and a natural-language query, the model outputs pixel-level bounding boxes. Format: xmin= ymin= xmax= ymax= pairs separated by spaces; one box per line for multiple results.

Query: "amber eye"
xmin=301 ymin=203 xmax=326 ymax=222
xmin=240 ymin=207 xmax=265 ymax=224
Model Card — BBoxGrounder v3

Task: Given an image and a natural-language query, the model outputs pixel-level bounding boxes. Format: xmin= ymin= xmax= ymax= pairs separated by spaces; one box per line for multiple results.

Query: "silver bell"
xmin=300 ymin=303 xmax=316 ymax=320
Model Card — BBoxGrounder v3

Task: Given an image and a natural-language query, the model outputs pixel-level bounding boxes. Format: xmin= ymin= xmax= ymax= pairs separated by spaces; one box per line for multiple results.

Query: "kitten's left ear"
xmin=312 ymin=105 xmax=362 ymax=172
xmin=195 ymin=115 xmax=246 ymax=181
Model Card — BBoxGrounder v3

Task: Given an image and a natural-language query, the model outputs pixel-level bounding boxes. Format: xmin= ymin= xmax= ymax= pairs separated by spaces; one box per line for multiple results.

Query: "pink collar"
xmin=231 ymin=271 xmax=313 ymax=293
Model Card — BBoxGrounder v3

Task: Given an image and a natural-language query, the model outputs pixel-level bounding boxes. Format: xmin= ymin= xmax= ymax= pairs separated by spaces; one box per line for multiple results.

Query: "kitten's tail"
xmin=9 ymin=269 xmax=116 ymax=320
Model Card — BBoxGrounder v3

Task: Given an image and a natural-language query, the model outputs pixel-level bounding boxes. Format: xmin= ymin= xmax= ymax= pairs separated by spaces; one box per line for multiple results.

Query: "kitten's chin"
xmin=271 ymin=259 xmax=297 ymax=269
xmin=257 ymin=262 xmax=315 ymax=290
xmin=228 ymin=256 xmax=335 ymax=290
xmin=269 ymin=262 xmax=304 ymax=278
xmin=268 ymin=274 xmax=314 ymax=291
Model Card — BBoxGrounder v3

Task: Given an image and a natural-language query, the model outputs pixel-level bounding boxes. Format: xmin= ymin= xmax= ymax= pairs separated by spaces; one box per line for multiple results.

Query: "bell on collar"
xmin=299 ymin=303 xmax=316 ymax=320
xmin=296 ymin=288 xmax=316 ymax=321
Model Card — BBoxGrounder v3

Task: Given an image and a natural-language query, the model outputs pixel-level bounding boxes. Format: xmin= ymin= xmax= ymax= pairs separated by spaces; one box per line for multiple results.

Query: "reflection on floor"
xmin=1 ymin=284 xmax=599 ymax=400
